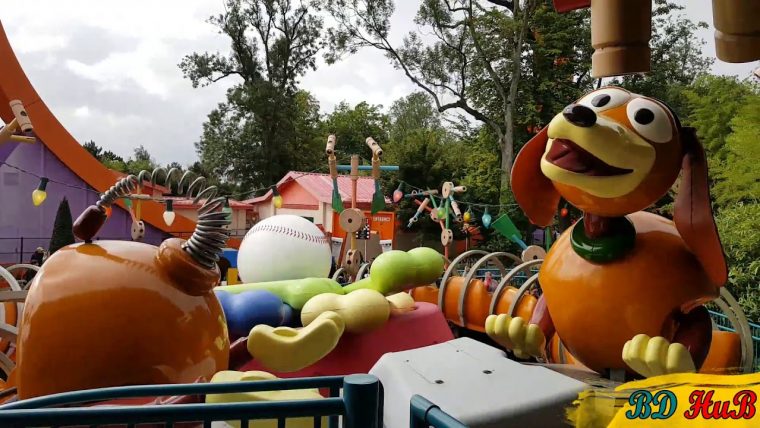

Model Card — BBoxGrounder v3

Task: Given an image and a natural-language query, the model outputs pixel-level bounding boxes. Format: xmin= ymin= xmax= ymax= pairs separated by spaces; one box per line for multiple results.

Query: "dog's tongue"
xmin=547 ymin=139 xmax=592 ymax=173
xmin=546 ymin=138 xmax=632 ymax=176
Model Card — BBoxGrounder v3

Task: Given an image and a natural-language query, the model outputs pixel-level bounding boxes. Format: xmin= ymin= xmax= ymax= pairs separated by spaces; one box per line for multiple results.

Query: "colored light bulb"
xmin=223 ymin=198 xmax=233 ymax=220
xmin=163 ymin=199 xmax=175 ymax=226
xmin=561 ymin=207 xmax=569 ymax=217
xmin=437 ymin=207 xmax=446 ymax=219
xmin=271 ymin=185 xmax=283 ymax=209
xmin=463 ymin=210 xmax=472 ymax=223
xmin=482 ymin=209 xmax=492 ymax=229
xmin=392 ymin=183 xmax=404 ymax=203
xmin=32 ymin=177 xmax=48 ymax=206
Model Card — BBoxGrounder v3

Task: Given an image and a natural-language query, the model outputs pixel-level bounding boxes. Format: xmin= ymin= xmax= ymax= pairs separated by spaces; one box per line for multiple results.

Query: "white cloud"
xmin=73 ymin=106 xmax=90 ymax=118
xmin=65 ymin=40 xmax=172 ymax=98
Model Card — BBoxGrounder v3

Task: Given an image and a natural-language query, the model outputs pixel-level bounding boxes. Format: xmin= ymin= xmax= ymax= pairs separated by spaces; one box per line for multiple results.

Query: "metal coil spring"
xmin=96 ymin=167 xmax=230 ymax=269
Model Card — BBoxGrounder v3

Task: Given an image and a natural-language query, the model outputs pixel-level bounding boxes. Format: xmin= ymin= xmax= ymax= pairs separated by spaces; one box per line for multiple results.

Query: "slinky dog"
xmin=486 ymin=86 xmax=728 ymax=379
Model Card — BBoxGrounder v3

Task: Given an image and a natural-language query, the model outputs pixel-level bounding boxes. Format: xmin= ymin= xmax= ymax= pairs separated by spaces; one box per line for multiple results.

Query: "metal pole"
xmin=342 ymin=374 xmax=380 ymax=428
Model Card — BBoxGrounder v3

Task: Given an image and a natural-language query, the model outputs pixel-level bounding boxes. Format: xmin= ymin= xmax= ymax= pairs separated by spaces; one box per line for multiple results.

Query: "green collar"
xmin=570 ymin=216 xmax=636 ymax=263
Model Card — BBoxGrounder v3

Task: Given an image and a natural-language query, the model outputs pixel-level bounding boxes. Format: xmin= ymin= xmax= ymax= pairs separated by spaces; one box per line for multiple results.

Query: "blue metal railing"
xmin=0 ymin=375 xmax=382 ymax=428
xmin=708 ymin=310 xmax=760 ymax=370
xmin=410 ymin=395 xmax=467 ymax=428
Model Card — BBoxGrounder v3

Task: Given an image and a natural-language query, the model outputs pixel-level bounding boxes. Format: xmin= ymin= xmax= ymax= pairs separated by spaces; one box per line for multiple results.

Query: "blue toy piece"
xmin=222 ymin=248 xmax=239 ymax=268
xmin=215 ymin=289 xmax=294 ymax=340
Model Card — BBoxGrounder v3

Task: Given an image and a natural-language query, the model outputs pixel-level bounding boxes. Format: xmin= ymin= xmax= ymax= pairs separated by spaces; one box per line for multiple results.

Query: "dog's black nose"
xmin=563 ymin=104 xmax=596 ymax=127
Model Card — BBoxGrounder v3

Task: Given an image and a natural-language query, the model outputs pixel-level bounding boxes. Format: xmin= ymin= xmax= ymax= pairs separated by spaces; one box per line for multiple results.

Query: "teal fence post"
xmin=410 ymin=395 xmax=432 ymax=428
xmin=410 ymin=395 xmax=468 ymax=428
xmin=342 ymin=374 xmax=380 ymax=428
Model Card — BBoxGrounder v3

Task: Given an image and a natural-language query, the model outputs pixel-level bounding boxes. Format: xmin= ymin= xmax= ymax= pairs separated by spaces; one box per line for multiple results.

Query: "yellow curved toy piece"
xmin=207 ymin=370 xmax=327 ymax=428
xmin=247 ymin=311 xmax=345 ymax=373
xmin=300 ymin=289 xmax=390 ymax=334
xmin=622 ymin=333 xmax=695 ymax=378
xmin=485 ymin=314 xmax=546 ymax=360
xmin=386 ymin=292 xmax=416 ymax=315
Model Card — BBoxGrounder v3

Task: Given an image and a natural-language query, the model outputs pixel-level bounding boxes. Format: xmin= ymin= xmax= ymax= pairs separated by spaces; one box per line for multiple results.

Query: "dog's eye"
xmin=578 ymin=88 xmax=630 ymax=112
xmin=592 ymin=94 xmax=610 ymax=107
xmin=634 ymin=109 xmax=655 ymax=124
xmin=626 ymin=98 xmax=672 ymax=143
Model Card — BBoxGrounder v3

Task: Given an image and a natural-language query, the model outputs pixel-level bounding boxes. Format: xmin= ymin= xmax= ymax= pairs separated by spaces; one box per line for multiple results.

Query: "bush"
xmin=716 ymin=203 xmax=760 ymax=321
xmin=49 ymin=197 xmax=76 ymax=254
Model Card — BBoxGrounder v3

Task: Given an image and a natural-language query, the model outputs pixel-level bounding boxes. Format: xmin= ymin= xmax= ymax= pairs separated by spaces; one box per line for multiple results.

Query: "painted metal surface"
xmin=14 ymin=238 xmax=228 ymax=399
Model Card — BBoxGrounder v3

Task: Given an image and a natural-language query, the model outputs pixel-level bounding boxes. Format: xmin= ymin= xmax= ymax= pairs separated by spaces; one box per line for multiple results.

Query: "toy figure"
xmin=11 ymin=169 xmax=231 ymax=399
xmin=486 ymin=86 xmax=727 ymax=379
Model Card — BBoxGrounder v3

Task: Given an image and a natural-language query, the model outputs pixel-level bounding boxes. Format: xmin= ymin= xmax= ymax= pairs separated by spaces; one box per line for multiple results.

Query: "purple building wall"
xmin=0 ymin=140 xmax=165 ymax=264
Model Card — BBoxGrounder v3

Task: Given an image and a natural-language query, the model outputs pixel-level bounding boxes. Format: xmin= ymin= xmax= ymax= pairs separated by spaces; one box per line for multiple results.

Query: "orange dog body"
xmin=540 ymin=211 xmax=717 ymax=373
xmin=511 ymin=86 xmax=728 ymax=377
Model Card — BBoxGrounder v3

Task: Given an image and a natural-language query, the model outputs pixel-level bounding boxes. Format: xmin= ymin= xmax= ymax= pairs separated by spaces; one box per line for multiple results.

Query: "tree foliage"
xmin=321 ymin=101 xmax=389 ymax=158
xmin=49 ymin=197 xmax=75 ymax=254
xmin=322 ymin=0 xmax=545 ymax=199
xmin=181 ymin=0 xmax=325 ymax=189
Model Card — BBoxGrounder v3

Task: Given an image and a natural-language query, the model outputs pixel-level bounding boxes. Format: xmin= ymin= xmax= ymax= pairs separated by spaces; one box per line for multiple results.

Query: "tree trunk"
xmin=499 ymin=130 xmax=514 ymax=207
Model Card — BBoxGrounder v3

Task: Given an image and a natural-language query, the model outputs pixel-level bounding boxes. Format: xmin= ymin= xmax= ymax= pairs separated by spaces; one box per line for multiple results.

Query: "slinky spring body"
xmin=96 ymin=167 xmax=230 ymax=269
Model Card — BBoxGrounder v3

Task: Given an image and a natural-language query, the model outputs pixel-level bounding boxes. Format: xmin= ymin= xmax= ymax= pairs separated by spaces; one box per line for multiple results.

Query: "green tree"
xmin=49 ymin=197 xmax=75 ymax=254
xmin=181 ymin=0 xmax=325 ymax=189
xmin=82 ymin=140 xmax=102 ymax=159
xmin=125 ymin=145 xmax=157 ymax=175
xmin=716 ymin=203 xmax=760 ymax=321
xmin=681 ymin=75 xmax=756 ymax=162
xmin=322 ymin=0 xmax=546 ymax=200
xmin=712 ymin=89 xmax=760 ymax=206
xmin=321 ymin=101 xmax=389 ymax=158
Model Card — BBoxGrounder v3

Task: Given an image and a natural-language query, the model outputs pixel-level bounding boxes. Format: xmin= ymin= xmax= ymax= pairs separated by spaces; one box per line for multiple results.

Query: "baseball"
xmin=237 ymin=215 xmax=332 ymax=283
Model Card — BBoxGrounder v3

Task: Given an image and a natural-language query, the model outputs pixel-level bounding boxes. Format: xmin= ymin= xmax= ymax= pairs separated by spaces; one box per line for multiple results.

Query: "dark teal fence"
xmin=0 ymin=375 xmax=382 ymax=428
xmin=410 ymin=395 xmax=467 ymax=428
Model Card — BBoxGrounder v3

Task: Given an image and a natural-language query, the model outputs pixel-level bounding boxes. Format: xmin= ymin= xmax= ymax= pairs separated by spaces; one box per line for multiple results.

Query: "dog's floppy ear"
xmin=511 ymin=127 xmax=560 ymax=227
xmin=674 ymin=127 xmax=728 ymax=287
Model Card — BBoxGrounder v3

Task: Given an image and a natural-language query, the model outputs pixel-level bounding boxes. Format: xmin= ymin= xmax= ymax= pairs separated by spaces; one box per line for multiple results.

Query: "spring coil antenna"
xmin=96 ymin=167 xmax=230 ymax=269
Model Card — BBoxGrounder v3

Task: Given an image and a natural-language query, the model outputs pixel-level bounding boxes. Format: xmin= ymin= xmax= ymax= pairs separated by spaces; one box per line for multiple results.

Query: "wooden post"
xmin=591 ymin=0 xmax=652 ymax=77
xmin=10 ymin=100 xmax=32 ymax=132
xmin=713 ymin=0 xmax=760 ymax=63
xmin=329 ymin=155 xmax=338 ymax=179
xmin=0 ymin=118 xmax=18 ymax=142
xmin=350 ymin=155 xmax=359 ymax=250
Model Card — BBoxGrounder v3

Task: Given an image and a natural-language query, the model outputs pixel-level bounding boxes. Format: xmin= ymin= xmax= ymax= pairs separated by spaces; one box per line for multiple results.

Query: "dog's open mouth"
xmin=545 ymin=138 xmax=633 ymax=176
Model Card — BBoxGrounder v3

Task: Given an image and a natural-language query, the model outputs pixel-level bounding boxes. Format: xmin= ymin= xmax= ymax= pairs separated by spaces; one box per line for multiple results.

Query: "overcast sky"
xmin=2 ymin=0 xmax=757 ymax=166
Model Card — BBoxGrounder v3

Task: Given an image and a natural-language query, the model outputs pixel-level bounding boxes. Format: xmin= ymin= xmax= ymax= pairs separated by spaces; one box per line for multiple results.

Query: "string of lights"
xmin=0 ymin=160 xmax=326 ymax=204
xmin=2 ymin=159 xmax=517 ymax=219
xmin=397 ymin=179 xmax=518 ymax=211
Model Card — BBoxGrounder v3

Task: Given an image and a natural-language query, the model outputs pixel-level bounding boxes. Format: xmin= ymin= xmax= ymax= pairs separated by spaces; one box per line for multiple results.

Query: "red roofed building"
xmin=245 ymin=171 xmax=396 ymax=244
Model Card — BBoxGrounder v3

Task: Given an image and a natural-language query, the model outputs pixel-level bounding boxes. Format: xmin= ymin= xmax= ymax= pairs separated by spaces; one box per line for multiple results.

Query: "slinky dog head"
xmin=512 ymin=86 xmax=727 ymax=286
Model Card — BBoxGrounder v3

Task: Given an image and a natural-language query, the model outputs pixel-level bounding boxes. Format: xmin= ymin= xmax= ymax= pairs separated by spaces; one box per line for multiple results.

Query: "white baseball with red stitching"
xmin=237 ymin=214 xmax=332 ymax=283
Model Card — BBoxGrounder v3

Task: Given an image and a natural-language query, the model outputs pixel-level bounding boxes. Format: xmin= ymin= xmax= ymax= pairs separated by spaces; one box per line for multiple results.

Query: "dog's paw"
xmin=622 ymin=334 xmax=695 ymax=378
xmin=485 ymin=314 xmax=545 ymax=359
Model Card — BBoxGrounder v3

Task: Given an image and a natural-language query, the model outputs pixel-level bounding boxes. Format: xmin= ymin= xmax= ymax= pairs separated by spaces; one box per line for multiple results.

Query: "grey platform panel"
xmin=370 ymin=338 xmax=589 ymax=428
